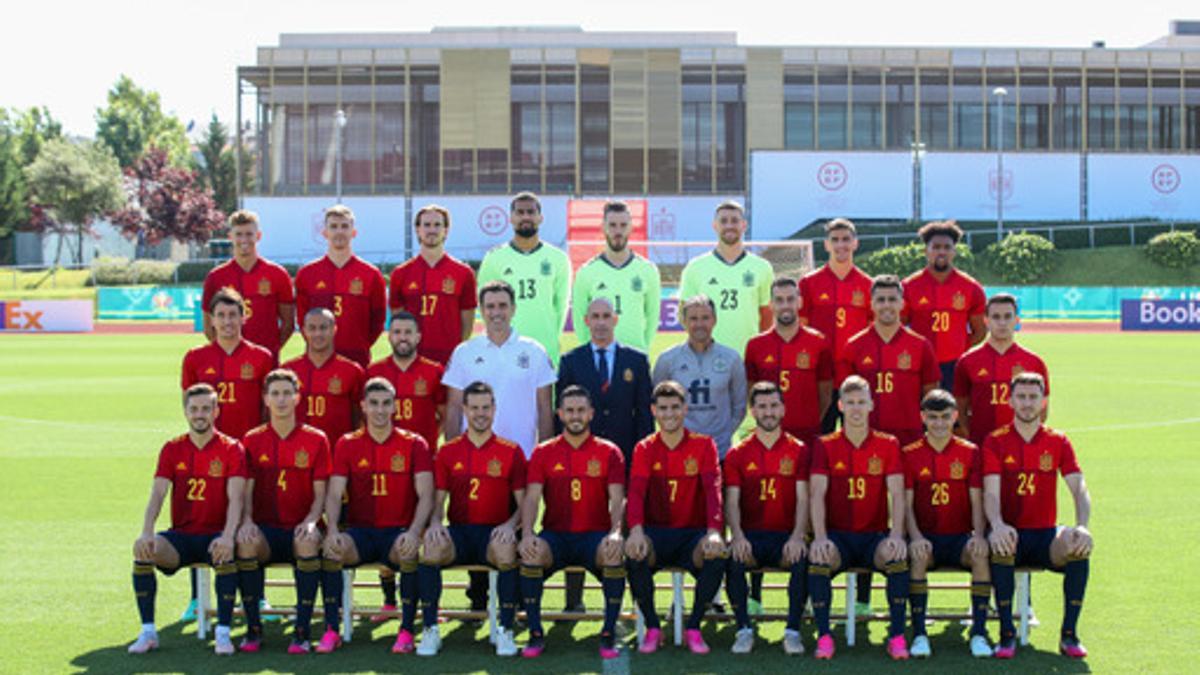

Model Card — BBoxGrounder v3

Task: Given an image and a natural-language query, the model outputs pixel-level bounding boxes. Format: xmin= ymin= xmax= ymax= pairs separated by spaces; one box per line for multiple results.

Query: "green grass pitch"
xmin=1 ymin=329 xmax=1197 ymax=673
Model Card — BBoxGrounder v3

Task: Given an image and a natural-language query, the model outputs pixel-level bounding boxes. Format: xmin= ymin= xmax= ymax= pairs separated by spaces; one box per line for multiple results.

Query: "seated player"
xmin=983 ymin=372 xmax=1092 ymax=659
xmin=518 ymin=385 xmax=627 ymax=659
xmin=418 ymin=381 xmax=527 ymax=657
xmin=235 ymin=369 xmax=332 ymax=653
xmin=626 ymin=380 xmax=727 ymax=655
xmin=724 ymin=381 xmax=811 ymax=655
xmin=319 ymin=377 xmax=435 ymax=654
xmin=901 ymin=389 xmax=992 ymax=658
xmin=128 ymin=384 xmax=246 ymax=655
xmin=808 ymin=375 xmax=910 ymax=660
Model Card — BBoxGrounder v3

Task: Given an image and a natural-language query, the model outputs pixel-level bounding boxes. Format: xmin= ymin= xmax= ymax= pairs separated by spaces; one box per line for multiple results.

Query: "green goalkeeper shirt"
xmin=478 ymin=241 xmax=572 ymax=366
xmin=678 ymin=249 xmax=773 ymax=356
xmin=571 ymin=252 xmax=661 ymax=353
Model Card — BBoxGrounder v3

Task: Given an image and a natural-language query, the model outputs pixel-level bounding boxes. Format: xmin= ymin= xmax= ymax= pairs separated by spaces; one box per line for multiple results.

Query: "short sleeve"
xmin=180 ymin=350 xmax=196 ymax=389
xmin=743 ymin=341 xmax=762 ymax=384
xmin=723 ymin=447 xmax=743 ymax=488
xmin=313 ymin=434 xmax=332 ymax=481
xmin=534 ymin=346 xmax=557 ymax=388
xmin=884 ymin=439 xmax=903 ymax=477
xmin=969 ymin=281 xmax=987 ymax=317
xmin=411 ymin=437 xmax=434 ymax=473
xmin=810 ymin=439 xmax=829 ymax=476
xmin=816 ymin=336 xmax=834 ymax=380
xmin=441 ymin=346 xmax=471 ymax=390
xmin=756 ymin=260 xmax=773 ymax=307
xmin=154 ymin=442 xmax=175 ymax=479
xmin=434 ymin=449 xmax=451 ymax=490
xmin=981 ymin=437 xmax=1001 ymax=476
xmin=629 ymin=440 xmax=652 ymax=480
xmin=967 ymin=444 xmax=983 ymax=489
xmin=526 ymin=447 xmax=545 ymax=485
xmin=387 ymin=268 xmax=404 ymax=311
xmin=433 ymin=363 xmax=448 ymax=406
xmin=227 ymin=441 xmax=248 ymax=478
xmin=459 ymin=264 xmax=478 ymax=310
xmin=332 ymin=438 xmax=352 ymax=477
xmin=900 ymin=452 xmax=916 ymax=489
xmin=794 ymin=441 xmax=811 ymax=482
xmin=797 ymin=274 xmax=813 ymax=322
xmin=201 ymin=274 xmax=217 ymax=314
xmin=1037 ymin=357 xmax=1051 ymax=396
xmin=702 ymin=437 xmax=720 ymax=475
xmin=1059 ymin=436 xmax=1082 ymax=476
xmin=952 ymin=356 xmax=972 ymax=397
xmin=510 ymin=450 xmax=528 ymax=490
xmin=920 ymin=337 xmax=940 ymax=384
xmin=274 ymin=265 xmax=296 ymax=303
xmin=607 ymin=445 xmax=626 ymax=486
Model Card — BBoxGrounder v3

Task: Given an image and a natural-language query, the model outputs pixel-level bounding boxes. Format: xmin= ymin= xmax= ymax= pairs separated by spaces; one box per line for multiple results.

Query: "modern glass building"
xmin=237 ymin=24 xmax=1200 ymax=198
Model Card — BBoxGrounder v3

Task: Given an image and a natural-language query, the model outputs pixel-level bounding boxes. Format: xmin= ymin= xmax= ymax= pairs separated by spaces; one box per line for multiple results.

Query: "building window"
xmin=375 ymin=67 xmax=405 ymax=190
xmin=816 ymin=65 xmax=848 ymax=149
xmin=1118 ymin=70 xmax=1149 ymax=150
xmin=1185 ymin=71 xmax=1200 ymax=150
xmin=441 ymin=149 xmax=472 ymax=192
xmin=919 ymin=69 xmax=950 ymax=149
xmin=715 ymin=65 xmax=745 ymax=192
xmin=1087 ymin=69 xmax=1117 ymax=150
xmin=953 ymin=68 xmax=985 ymax=149
xmin=1019 ymin=68 xmax=1051 ymax=149
xmin=410 ymin=67 xmax=439 ymax=192
xmin=511 ymin=65 xmax=542 ymax=192
xmin=883 ymin=67 xmax=914 ymax=149
xmin=580 ymin=64 xmax=609 ymax=193
xmin=1052 ymin=69 xmax=1082 ymax=149
xmin=682 ymin=64 xmax=713 ymax=192
xmin=545 ymin=66 xmax=576 ymax=193
xmin=852 ymin=67 xmax=883 ymax=149
xmin=476 ymin=149 xmax=507 ymax=193
xmin=784 ymin=66 xmax=815 ymax=149
xmin=1152 ymin=70 xmax=1181 ymax=150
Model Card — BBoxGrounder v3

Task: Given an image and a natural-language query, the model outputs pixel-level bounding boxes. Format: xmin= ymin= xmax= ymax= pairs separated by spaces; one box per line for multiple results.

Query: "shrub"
xmin=90 ymin=256 xmax=134 ymax=286
xmin=130 ymin=259 xmax=178 ymax=285
xmin=858 ymin=242 xmax=976 ymax=278
xmin=90 ymin=256 xmax=179 ymax=285
xmin=983 ymin=232 xmax=1057 ymax=283
xmin=176 ymin=259 xmax=219 ymax=284
xmin=1144 ymin=230 xmax=1200 ymax=269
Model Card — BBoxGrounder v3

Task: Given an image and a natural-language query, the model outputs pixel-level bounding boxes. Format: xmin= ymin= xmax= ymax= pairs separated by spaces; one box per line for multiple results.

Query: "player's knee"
xmin=488 ymin=541 xmax=515 ymax=567
xmin=598 ymin=546 xmax=623 ymax=568
xmin=293 ymin=535 xmax=319 ymax=559
xmin=424 ymin=540 xmax=452 ymax=565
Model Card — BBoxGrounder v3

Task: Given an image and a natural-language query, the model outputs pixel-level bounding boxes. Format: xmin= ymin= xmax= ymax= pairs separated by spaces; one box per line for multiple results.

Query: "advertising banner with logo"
xmin=96 ymin=286 xmax=202 ymax=321
xmin=1121 ymin=299 xmax=1200 ymax=331
xmin=410 ymin=195 xmax=570 ymax=261
xmin=243 ymin=196 xmax=408 ymax=264
xmin=0 ymin=300 xmax=93 ymax=332
xmin=921 ymin=153 xmax=1080 ymax=221
xmin=749 ymin=151 xmax=912 ymax=238
xmin=1087 ymin=155 xmax=1200 ymax=221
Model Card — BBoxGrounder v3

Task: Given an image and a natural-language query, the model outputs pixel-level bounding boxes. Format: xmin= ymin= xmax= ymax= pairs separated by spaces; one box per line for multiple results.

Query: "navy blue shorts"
xmin=926 ymin=533 xmax=971 ymax=570
xmin=260 ymin=525 xmax=296 ymax=564
xmin=939 ymin=361 xmax=956 ymax=391
xmin=828 ymin=530 xmax=886 ymax=571
xmin=158 ymin=530 xmax=218 ymax=574
xmin=449 ymin=524 xmax=497 ymax=566
xmin=742 ymin=530 xmax=793 ymax=569
xmin=346 ymin=527 xmax=406 ymax=566
xmin=1015 ymin=527 xmax=1059 ymax=570
xmin=540 ymin=530 xmax=608 ymax=575
xmin=645 ymin=527 xmax=707 ymax=573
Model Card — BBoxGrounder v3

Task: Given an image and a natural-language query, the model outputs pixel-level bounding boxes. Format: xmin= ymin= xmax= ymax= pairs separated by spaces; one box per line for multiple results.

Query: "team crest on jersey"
xmin=796 ymin=351 xmax=811 ymax=369
xmin=587 ymin=459 xmax=603 ymax=478
xmin=295 ymin=450 xmax=309 ymax=469
xmin=517 ymin=353 xmax=530 ymax=369
xmin=897 ymin=351 xmax=912 ymax=370
xmin=851 ymin=290 xmax=865 ymax=307
xmin=349 ymin=278 xmax=364 ymax=295
xmin=779 ymin=457 xmax=795 ymax=476
xmin=684 ymin=457 xmax=699 ymax=476
xmin=414 ymin=378 xmax=428 ymax=396
xmin=487 ymin=458 xmax=503 ymax=477
xmin=258 ymin=278 xmax=272 ymax=296
xmin=1039 ymin=453 xmax=1054 ymax=472
xmin=391 ymin=454 xmax=407 ymax=472
xmin=950 ymin=460 xmax=965 ymax=480
xmin=867 ymin=455 xmax=883 ymax=476
xmin=540 ymin=260 xmax=552 ymax=276
xmin=176 ymin=461 xmax=188 ymax=471
xmin=742 ymin=271 xmax=755 ymax=288
xmin=209 ymin=459 xmax=224 ymax=477
xmin=241 ymin=363 xmax=255 ymax=380
xmin=632 ymin=276 xmax=644 ymax=292
xmin=623 ymin=368 xmax=634 ymax=383
xmin=439 ymin=276 xmax=454 ymax=294
xmin=952 ymin=293 xmax=966 ymax=311
xmin=328 ymin=376 xmax=343 ymax=395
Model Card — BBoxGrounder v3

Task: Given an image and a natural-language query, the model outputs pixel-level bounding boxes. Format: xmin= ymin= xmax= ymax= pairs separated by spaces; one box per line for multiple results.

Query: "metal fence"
xmin=852 ymin=220 xmax=1197 ymax=251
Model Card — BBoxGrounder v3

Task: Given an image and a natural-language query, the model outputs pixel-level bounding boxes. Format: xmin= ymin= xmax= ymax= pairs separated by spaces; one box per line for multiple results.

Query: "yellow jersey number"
xmin=931 ymin=481 xmax=950 ymax=505
xmin=990 ymin=382 xmax=1010 ymax=406
xmin=570 ymin=478 xmax=582 ymax=501
xmin=371 ymin=473 xmax=388 ymax=496
xmin=217 ymin=382 xmax=236 ymax=404
xmin=760 ymin=477 xmax=777 ymax=501
xmin=875 ymin=372 xmax=894 ymax=394
xmin=394 ymin=399 xmax=414 ymax=420
xmin=931 ymin=310 xmax=951 ymax=332
xmin=307 ymin=395 xmax=326 ymax=418
xmin=1016 ymin=472 xmax=1036 ymax=496
xmin=847 ymin=476 xmax=867 ymax=500
xmin=421 ymin=294 xmax=438 ymax=316
xmin=186 ymin=477 xmax=207 ymax=501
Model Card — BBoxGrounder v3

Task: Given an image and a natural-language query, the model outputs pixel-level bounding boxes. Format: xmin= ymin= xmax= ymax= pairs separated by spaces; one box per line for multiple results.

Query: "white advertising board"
xmin=1087 ymin=155 xmax=1200 ymax=221
xmin=922 ymin=153 xmax=1080 ymax=221
xmin=0 ymin=299 xmax=93 ymax=332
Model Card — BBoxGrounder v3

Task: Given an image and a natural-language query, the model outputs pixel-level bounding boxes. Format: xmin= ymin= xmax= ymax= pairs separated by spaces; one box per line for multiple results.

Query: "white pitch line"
xmin=0 ymin=414 xmax=169 ymax=434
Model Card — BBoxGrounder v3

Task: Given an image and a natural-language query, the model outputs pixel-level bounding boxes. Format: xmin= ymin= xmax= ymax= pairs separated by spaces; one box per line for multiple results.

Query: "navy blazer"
xmin=556 ymin=342 xmax=654 ymax=458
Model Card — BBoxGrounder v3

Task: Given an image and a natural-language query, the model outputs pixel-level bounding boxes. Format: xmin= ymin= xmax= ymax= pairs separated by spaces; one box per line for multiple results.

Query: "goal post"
xmin=565 ymin=239 xmax=816 ymax=289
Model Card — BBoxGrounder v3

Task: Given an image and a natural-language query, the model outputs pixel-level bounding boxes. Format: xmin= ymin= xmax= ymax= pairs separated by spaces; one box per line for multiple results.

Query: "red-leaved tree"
xmin=109 ymin=147 xmax=225 ymax=255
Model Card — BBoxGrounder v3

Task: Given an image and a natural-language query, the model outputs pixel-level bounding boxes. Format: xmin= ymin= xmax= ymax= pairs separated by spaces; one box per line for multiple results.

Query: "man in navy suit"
xmin=556 ymin=297 xmax=654 ymax=612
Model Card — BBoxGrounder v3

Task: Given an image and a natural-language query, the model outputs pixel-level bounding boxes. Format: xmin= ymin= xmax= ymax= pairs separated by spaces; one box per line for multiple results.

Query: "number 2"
xmin=1017 ymin=472 xmax=1036 ymax=496
xmin=990 ymin=382 xmax=1010 ymax=406
xmin=932 ymin=311 xmax=951 ymax=332
xmin=931 ymin=481 xmax=949 ymax=505
xmin=719 ymin=289 xmax=739 ymax=310
xmin=469 ymin=477 xmax=481 ymax=501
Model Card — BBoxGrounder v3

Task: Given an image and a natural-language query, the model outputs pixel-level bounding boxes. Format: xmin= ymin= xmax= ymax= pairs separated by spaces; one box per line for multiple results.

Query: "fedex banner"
xmin=1121 ymin=299 xmax=1200 ymax=331
xmin=1087 ymin=155 xmax=1200 ymax=221
xmin=0 ymin=300 xmax=93 ymax=332
xmin=922 ymin=153 xmax=1080 ymax=221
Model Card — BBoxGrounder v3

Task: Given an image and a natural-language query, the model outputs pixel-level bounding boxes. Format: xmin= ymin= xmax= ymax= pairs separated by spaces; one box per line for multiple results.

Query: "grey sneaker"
xmin=970 ymin=634 xmax=993 ymax=658
xmin=782 ymin=628 xmax=805 ymax=656
xmin=127 ymin=631 xmax=158 ymax=654
xmin=214 ymin=628 xmax=235 ymax=656
xmin=416 ymin=626 xmax=441 ymax=656
xmin=731 ymin=626 xmax=755 ymax=654
xmin=910 ymin=634 xmax=931 ymax=658
xmin=495 ymin=628 xmax=519 ymax=657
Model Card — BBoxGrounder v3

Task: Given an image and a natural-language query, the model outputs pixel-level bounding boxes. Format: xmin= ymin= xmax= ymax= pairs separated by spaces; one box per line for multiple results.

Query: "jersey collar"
xmin=599 ymin=252 xmax=637 ymax=270
xmin=712 ymin=249 xmax=747 ymax=266
xmin=508 ymin=241 xmax=544 ymax=256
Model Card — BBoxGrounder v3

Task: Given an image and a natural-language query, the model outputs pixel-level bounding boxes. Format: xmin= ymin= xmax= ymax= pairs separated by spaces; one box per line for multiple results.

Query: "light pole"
xmin=992 ymin=87 xmax=1008 ymax=242
xmin=910 ymin=137 xmax=926 ymax=223
xmin=335 ymin=109 xmax=347 ymax=203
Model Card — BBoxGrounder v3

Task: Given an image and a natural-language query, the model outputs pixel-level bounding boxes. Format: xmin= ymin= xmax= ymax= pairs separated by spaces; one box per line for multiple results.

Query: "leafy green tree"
xmin=24 ymin=138 xmax=125 ymax=264
xmin=95 ymin=75 xmax=190 ymax=168
xmin=0 ymin=131 xmax=26 ymax=240
xmin=197 ymin=114 xmax=238 ymax=213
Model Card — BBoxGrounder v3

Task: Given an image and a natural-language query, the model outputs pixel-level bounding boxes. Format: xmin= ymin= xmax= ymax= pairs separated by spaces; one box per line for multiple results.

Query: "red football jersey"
xmin=837 ymin=326 xmax=940 ymax=441
xmin=366 ymin=356 xmax=446 ymax=451
xmin=181 ymin=339 xmax=274 ymax=439
xmin=202 ymin=258 xmax=295 ymax=357
xmin=902 ymin=436 xmax=982 ymax=536
xmin=954 ymin=342 xmax=1051 ymax=447
xmin=799 ymin=264 xmax=874 ymax=362
xmin=724 ymin=432 xmax=810 ymax=533
xmin=154 ymin=432 xmax=247 ymax=535
xmin=388 ymin=254 xmax=478 ymax=365
xmin=282 ymin=353 xmax=365 ymax=443
xmin=434 ymin=433 xmax=527 ymax=526
xmin=527 ymin=434 xmax=625 ymax=533
xmin=744 ymin=326 xmax=833 ymax=439
xmin=243 ymin=424 xmax=332 ymax=529
xmin=982 ymin=425 xmax=1081 ymax=530
xmin=332 ymin=428 xmax=433 ymax=529
xmin=294 ymin=255 xmax=387 ymax=367
xmin=811 ymin=430 xmax=902 ymax=533
xmin=902 ymin=268 xmax=987 ymax=364
xmin=628 ymin=431 xmax=722 ymax=531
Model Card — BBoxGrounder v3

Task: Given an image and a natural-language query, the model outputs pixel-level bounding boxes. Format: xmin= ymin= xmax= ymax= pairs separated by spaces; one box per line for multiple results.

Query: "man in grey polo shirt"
xmin=652 ymin=294 xmax=748 ymax=458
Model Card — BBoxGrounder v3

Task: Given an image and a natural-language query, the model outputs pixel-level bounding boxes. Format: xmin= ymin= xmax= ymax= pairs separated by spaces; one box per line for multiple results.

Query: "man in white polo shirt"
xmin=443 ymin=280 xmax=556 ymax=458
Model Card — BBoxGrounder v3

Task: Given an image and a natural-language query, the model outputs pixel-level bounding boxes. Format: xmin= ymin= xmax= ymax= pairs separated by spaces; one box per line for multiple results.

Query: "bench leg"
xmin=342 ymin=569 xmax=354 ymax=643
xmin=488 ymin=570 xmax=499 ymax=644
xmin=672 ymin=571 xmax=684 ymax=646
xmin=845 ymin=572 xmax=856 ymax=647
xmin=1017 ymin=571 xmax=1031 ymax=646
xmin=196 ymin=567 xmax=211 ymax=640
xmin=635 ymin=606 xmax=646 ymax=644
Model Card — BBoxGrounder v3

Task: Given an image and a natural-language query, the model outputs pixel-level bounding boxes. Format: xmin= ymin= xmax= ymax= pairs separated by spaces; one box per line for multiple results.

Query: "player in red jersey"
xmin=837 ymin=275 xmax=940 ymax=447
xmin=901 ymin=389 xmax=992 ymax=659
xmin=518 ymin=385 xmax=626 ymax=660
xmin=808 ymin=376 xmax=910 ymax=661
xmin=128 ymin=384 xmax=246 ymax=656
xmin=954 ymin=294 xmax=1050 ymax=446
xmin=725 ymin=382 xmax=811 ymax=656
xmin=319 ymin=377 xmax=435 ymax=654
xmin=626 ymin=380 xmax=727 ymax=655
xmin=234 ymin=370 xmax=331 ymax=654
xmin=182 ymin=288 xmax=274 ymax=440
xmin=367 ymin=311 xmax=446 ymax=451
xmin=902 ymin=220 xmax=987 ymax=389
xmin=800 ymin=218 xmax=874 ymax=365
xmin=746 ymin=276 xmax=833 ymax=447
xmin=202 ymin=210 xmax=296 ymax=359
xmin=388 ymin=204 xmax=478 ymax=365
xmin=282 ymin=308 xmax=365 ymax=442
xmin=294 ymin=205 xmax=387 ymax=368
xmin=983 ymin=373 xmax=1092 ymax=660
xmin=417 ymin=381 xmax=527 ymax=657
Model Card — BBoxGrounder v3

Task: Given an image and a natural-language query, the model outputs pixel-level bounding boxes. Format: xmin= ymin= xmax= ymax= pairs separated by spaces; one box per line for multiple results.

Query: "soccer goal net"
xmin=566 ymin=239 xmax=816 ymax=288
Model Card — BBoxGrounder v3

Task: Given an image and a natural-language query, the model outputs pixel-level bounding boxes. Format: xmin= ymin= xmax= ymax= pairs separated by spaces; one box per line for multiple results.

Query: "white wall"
xmin=1087 ymin=155 xmax=1200 ymax=221
xmin=922 ymin=153 xmax=1080 ymax=221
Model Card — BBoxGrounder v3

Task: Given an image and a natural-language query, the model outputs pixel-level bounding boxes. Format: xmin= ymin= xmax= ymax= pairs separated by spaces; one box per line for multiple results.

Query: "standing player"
xmin=477 ymin=192 xmax=571 ymax=366
xmin=417 ymin=381 xmax=527 ymax=657
xmin=319 ymin=378 xmax=435 ymax=654
xmin=724 ymin=382 xmax=811 ymax=655
xmin=182 ymin=288 xmax=274 ymax=440
xmin=903 ymin=220 xmax=987 ymax=389
xmin=571 ymin=200 xmax=662 ymax=352
xmin=282 ymin=308 xmax=365 ymax=443
xmin=235 ymin=369 xmax=331 ymax=654
xmin=388 ymin=204 xmax=478 ymax=365
xmin=295 ymin=205 xmax=387 ymax=368
xmin=984 ymin=372 xmax=1092 ymax=660
xmin=368 ymin=311 xmax=446 ymax=452
xmin=625 ymin=381 xmax=727 ymax=655
xmin=202 ymin=209 xmax=296 ymax=360
xmin=128 ymin=384 xmax=245 ymax=655
xmin=518 ymin=386 xmax=627 ymax=659
xmin=808 ymin=376 xmax=910 ymax=661
xmin=901 ymin=389 xmax=993 ymax=659
xmin=954 ymin=294 xmax=1050 ymax=446
xmin=678 ymin=200 xmax=773 ymax=356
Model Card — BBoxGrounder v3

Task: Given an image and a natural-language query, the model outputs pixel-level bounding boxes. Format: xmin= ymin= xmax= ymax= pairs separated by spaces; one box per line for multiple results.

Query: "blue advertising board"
xmin=1120 ymin=299 xmax=1200 ymax=331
